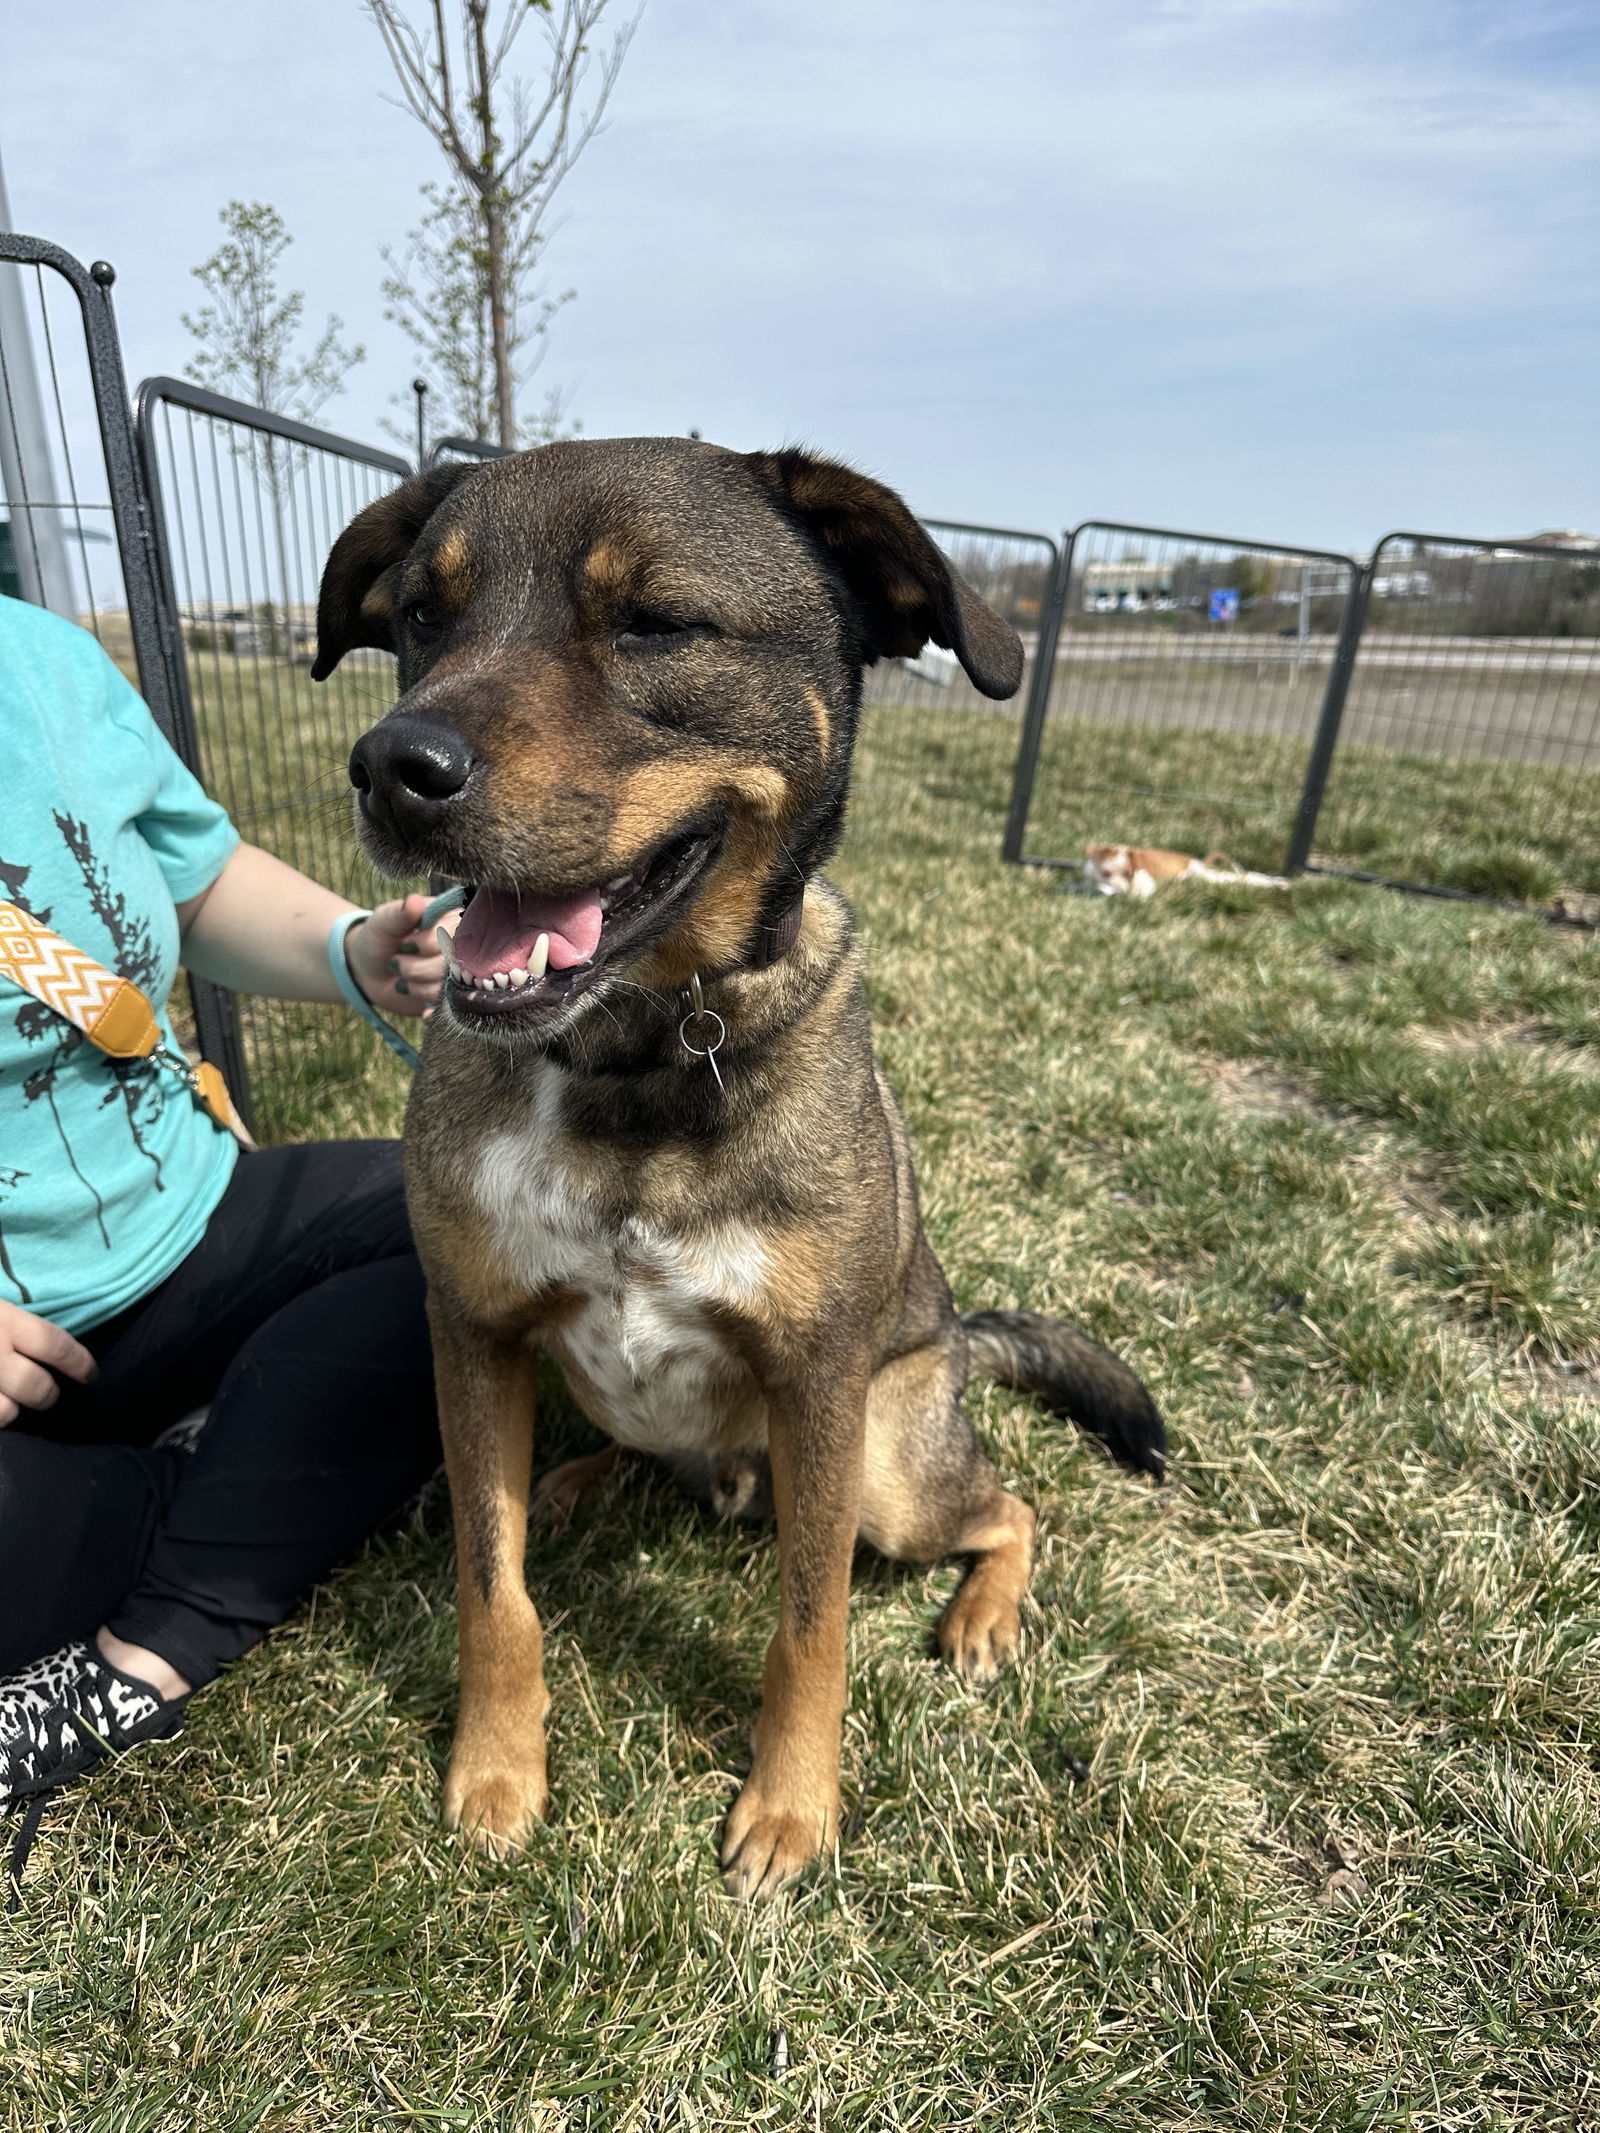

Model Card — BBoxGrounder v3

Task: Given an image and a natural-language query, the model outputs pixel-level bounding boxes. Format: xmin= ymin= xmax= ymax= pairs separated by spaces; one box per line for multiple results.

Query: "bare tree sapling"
xmin=367 ymin=0 xmax=636 ymax=449
xmin=183 ymin=202 xmax=365 ymax=656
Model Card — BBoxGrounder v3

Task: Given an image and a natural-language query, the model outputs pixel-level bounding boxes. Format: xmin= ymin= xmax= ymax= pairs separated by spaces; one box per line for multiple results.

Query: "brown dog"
xmin=314 ymin=440 xmax=1164 ymax=1898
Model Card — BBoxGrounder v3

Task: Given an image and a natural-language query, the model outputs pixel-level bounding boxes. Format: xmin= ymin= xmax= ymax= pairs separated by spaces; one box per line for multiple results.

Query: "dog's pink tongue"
xmin=453 ymin=885 xmax=605 ymax=975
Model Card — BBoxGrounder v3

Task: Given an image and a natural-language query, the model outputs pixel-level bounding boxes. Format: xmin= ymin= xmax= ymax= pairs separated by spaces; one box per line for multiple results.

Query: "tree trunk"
xmin=262 ymin=433 xmax=297 ymax=664
xmin=467 ymin=0 xmax=516 ymax=449
xmin=485 ymin=191 xmax=516 ymax=448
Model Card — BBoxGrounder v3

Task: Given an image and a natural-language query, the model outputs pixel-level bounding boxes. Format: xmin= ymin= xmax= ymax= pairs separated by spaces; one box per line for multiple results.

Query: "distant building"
xmin=1078 ymin=555 xmax=1174 ymax=613
xmin=1510 ymin=530 xmax=1600 ymax=552
xmin=1369 ymin=534 xmax=1600 ymax=633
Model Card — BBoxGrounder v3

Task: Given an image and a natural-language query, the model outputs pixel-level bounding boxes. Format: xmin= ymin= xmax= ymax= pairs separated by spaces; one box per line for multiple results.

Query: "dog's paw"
xmin=442 ymin=1758 xmax=548 ymax=1858
xmin=719 ymin=1776 xmax=839 ymax=1901
xmin=530 ymin=1447 xmax=621 ymax=1527
xmin=938 ymin=1582 xmax=1022 ymax=1687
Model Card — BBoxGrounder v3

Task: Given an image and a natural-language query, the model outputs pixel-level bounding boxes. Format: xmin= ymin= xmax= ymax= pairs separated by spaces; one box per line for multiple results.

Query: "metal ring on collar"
xmin=678 ymin=1008 xmax=726 ymax=1059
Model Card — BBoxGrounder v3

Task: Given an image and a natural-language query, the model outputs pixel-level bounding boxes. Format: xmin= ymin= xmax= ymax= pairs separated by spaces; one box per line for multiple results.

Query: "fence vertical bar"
xmin=133 ymin=391 xmax=258 ymax=1125
xmin=1002 ymin=534 xmax=1071 ymax=864
xmin=1284 ymin=561 xmax=1373 ymax=874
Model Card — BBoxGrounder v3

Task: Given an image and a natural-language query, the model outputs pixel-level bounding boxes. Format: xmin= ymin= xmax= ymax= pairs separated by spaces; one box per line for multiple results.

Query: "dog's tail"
xmin=960 ymin=1309 xmax=1166 ymax=1479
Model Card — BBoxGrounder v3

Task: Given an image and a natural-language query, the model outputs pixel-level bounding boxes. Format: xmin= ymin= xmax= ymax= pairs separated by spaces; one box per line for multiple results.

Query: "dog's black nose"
xmin=349 ymin=716 xmax=479 ymax=834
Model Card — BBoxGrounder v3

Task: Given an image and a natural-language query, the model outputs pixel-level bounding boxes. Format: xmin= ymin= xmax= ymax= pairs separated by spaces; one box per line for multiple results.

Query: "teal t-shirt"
xmin=0 ymin=595 xmax=241 ymax=1333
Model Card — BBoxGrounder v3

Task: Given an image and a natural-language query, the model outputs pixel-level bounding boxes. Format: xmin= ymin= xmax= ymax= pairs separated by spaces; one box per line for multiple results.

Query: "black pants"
xmin=0 ymin=1141 xmax=441 ymax=1688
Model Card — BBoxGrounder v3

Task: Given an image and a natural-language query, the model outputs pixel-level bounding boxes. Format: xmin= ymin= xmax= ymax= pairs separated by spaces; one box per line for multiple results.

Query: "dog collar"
xmin=744 ymin=893 xmax=806 ymax=970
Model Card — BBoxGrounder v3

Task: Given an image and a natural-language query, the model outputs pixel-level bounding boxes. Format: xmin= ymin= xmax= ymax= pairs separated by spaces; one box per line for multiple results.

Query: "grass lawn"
xmin=5 ymin=700 xmax=1599 ymax=2129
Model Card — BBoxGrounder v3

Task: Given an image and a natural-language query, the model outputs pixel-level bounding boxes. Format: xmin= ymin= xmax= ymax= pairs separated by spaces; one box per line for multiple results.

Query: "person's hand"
xmin=343 ymin=894 xmax=458 ymax=1020
xmin=0 ymin=1300 xmax=97 ymax=1425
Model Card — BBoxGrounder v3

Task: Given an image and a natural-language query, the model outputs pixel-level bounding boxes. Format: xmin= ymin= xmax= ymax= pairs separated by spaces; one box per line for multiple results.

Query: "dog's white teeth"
xmin=436 ymin=925 xmax=453 ymax=960
xmin=508 ymin=967 xmax=529 ymax=989
xmin=605 ymin=873 xmax=632 ymax=893
xmin=493 ymin=970 xmax=510 ymax=990
xmin=529 ymin=933 xmax=550 ymax=980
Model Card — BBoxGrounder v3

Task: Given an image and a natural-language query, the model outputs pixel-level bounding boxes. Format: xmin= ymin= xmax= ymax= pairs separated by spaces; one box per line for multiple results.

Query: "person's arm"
xmin=176 ymin=841 xmax=451 ymax=1017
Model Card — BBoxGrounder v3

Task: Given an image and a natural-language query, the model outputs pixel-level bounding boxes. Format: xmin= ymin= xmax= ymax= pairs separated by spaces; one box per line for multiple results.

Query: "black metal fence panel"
xmin=1009 ymin=521 xmax=1362 ymax=875
xmin=0 ymin=234 xmax=179 ymax=741
xmin=855 ymin=519 xmax=1062 ymax=866
xmin=427 ymin=434 xmax=512 ymax=466
xmin=1293 ymin=533 xmax=1600 ymax=921
xmin=135 ymin=377 xmax=415 ymax=1140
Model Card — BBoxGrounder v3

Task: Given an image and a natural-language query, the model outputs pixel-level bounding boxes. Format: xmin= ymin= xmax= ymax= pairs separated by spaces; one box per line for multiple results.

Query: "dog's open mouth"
xmin=442 ymin=830 xmax=717 ymax=1022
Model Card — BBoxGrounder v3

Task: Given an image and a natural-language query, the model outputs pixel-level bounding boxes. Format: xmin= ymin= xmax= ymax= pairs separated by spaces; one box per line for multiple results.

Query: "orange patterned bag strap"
xmin=0 ymin=900 xmax=254 ymax=1148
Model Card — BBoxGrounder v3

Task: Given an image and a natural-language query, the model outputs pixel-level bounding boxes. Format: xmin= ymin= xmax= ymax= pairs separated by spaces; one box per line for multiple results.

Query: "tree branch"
xmin=368 ymin=0 xmax=634 ymax=442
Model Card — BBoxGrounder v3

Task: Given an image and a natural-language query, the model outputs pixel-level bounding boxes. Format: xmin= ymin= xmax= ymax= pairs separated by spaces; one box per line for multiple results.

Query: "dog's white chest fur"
xmin=472 ymin=1069 xmax=769 ymax=1456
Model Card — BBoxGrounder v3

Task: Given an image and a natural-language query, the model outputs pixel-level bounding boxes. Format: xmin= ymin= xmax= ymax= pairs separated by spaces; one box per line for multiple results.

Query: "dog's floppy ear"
xmin=311 ymin=463 xmax=480 ymax=680
xmin=746 ymin=448 xmax=1024 ymax=699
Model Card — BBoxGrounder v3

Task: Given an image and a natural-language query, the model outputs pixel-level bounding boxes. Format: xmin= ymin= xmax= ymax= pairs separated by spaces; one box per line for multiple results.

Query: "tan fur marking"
xmin=803 ymin=686 xmax=831 ymax=752
xmin=434 ymin=529 xmax=471 ymax=594
xmin=583 ymin=535 xmax=635 ymax=591
xmin=614 ymin=761 xmax=793 ymax=980
xmin=413 ymin=1201 xmax=545 ymax=1336
xmin=607 ymin=759 xmax=789 ymax=865
xmin=751 ymin=1226 xmax=828 ymax=1330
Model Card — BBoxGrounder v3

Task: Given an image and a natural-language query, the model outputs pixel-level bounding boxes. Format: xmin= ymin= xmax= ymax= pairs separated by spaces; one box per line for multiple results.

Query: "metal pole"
xmin=1001 ymin=536 xmax=1070 ymax=864
xmin=412 ymin=377 xmax=428 ymax=472
xmin=1284 ymin=560 xmax=1372 ymax=875
xmin=0 ymin=149 xmax=77 ymax=617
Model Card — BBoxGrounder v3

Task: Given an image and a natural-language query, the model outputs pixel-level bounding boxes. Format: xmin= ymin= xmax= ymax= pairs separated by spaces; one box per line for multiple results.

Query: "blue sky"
xmin=3 ymin=0 xmax=1596 ymax=551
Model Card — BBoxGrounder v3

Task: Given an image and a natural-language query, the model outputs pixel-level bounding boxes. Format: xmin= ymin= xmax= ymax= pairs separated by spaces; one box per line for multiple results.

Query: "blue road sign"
xmin=1209 ymin=588 xmax=1240 ymax=623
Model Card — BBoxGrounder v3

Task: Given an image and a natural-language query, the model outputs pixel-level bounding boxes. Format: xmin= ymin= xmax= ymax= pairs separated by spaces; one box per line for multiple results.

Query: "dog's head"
xmin=316 ymin=438 xmax=1021 ymax=1043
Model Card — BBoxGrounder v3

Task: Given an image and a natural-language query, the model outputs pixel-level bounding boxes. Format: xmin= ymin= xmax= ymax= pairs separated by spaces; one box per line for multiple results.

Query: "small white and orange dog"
xmin=1081 ymin=843 xmax=1290 ymax=898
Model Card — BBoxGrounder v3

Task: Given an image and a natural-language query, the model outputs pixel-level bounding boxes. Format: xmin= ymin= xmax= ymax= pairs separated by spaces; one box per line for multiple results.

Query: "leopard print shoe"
xmin=0 ymin=1642 xmax=189 ymax=1804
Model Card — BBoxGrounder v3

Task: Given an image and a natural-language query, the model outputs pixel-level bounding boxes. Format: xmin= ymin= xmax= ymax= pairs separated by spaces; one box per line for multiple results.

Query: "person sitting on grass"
xmin=0 ymin=590 xmax=449 ymax=1832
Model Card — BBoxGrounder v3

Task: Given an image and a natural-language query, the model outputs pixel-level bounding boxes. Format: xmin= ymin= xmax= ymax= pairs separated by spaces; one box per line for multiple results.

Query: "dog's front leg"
xmin=720 ymin=1365 xmax=868 ymax=1900
xmin=428 ymin=1298 xmax=548 ymax=1857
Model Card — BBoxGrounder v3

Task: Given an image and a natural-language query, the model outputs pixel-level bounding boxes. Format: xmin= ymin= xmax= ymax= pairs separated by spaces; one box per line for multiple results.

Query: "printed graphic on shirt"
xmin=0 ymin=816 xmax=170 ymax=1304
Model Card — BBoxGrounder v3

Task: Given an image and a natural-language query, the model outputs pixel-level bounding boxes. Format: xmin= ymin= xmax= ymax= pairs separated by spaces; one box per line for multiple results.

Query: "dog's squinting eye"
xmin=613 ymin=609 xmax=699 ymax=653
xmin=407 ymin=603 xmax=443 ymax=635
